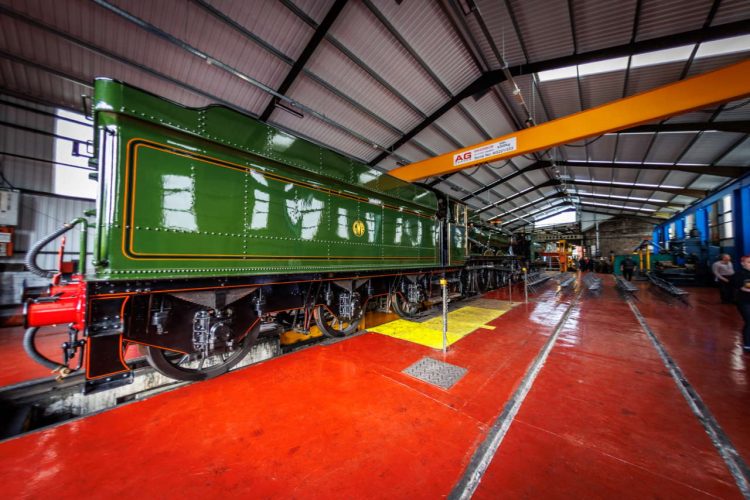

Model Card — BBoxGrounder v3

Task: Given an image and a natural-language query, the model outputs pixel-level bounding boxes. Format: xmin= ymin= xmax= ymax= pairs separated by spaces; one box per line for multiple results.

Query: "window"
xmin=709 ymin=202 xmax=720 ymax=244
xmin=719 ymin=195 xmax=733 ymax=246
xmin=685 ymin=213 xmax=695 ymax=235
xmin=537 ymin=34 xmax=750 ymax=83
xmin=54 ymin=109 xmax=96 ymax=199
xmin=535 ymin=210 xmax=576 ymax=228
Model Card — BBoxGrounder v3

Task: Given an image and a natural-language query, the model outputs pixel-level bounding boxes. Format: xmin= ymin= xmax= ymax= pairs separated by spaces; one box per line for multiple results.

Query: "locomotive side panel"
xmin=96 ymin=113 xmax=440 ymax=279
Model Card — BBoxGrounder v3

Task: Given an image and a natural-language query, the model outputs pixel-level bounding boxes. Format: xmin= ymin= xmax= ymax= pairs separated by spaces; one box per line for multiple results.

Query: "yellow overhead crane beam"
xmin=389 ymin=60 xmax=750 ymax=182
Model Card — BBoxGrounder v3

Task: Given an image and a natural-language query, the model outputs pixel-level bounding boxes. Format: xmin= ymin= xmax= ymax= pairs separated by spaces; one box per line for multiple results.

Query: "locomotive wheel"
xmin=392 ymin=292 xmax=422 ymax=319
xmin=476 ymin=269 xmax=493 ymax=293
xmin=144 ymin=321 xmax=260 ymax=381
xmin=313 ymin=306 xmax=361 ymax=338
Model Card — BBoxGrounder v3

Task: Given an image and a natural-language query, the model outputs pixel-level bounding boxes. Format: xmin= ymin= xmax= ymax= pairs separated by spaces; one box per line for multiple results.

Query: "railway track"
xmin=0 ymin=335 xmax=282 ymax=441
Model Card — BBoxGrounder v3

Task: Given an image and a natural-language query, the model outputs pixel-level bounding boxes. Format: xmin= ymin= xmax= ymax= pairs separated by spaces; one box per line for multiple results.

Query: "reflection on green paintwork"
xmin=160 ymin=174 xmax=197 ymax=232
xmin=91 ymin=79 xmax=445 ymax=280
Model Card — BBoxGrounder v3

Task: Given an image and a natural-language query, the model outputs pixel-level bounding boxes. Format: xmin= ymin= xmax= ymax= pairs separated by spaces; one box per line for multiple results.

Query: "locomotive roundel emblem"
xmin=352 ymin=220 xmax=366 ymax=237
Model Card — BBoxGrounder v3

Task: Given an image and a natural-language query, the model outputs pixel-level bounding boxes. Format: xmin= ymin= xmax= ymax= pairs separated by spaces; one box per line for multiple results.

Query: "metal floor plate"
xmin=403 ymin=357 xmax=467 ymax=389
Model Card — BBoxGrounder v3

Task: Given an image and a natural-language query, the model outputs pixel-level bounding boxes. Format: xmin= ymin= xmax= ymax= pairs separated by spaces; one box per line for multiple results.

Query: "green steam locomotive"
xmin=24 ymin=79 xmax=515 ymax=389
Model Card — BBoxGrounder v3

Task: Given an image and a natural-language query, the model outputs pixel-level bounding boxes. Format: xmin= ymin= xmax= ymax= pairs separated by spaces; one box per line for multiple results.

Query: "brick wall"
xmin=582 ymin=218 xmax=655 ymax=257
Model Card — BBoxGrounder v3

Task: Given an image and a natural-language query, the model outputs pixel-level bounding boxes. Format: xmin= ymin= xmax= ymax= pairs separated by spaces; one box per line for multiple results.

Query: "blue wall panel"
xmin=656 ymin=172 xmax=750 ymax=260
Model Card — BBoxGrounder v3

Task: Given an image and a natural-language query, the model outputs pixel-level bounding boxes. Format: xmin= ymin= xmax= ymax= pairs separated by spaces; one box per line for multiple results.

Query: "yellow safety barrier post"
xmin=440 ymin=277 xmax=448 ymax=354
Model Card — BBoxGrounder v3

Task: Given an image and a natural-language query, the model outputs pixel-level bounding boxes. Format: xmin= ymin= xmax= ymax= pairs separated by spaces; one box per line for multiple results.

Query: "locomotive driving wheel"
xmin=392 ymin=291 xmax=423 ymax=319
xmin=144 ymin=320 xmax=260 ymax=381
xmin=313 ymin=305 xmax=362 ymax=338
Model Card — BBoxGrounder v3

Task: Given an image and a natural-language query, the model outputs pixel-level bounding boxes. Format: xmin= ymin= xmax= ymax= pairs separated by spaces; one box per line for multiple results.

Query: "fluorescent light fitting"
xmin=579 ymin=201 xmax=657 ymax=212
xmin=631 ymin=44 xmax=695 ymax=68
xmin=536 ymin=34 xmax=750 ymax=85
xmin=577 ymin=191 xmax=668 ymax=203
xmin=537 ymin=66 xmax=578 ymax=82
xmin=696 ymin=34 xmax=750 ymax=59
xmin=584 ymin=180 xmax=683 ymax=190
xmin=578 ymin=57 xmax=629 ymax=77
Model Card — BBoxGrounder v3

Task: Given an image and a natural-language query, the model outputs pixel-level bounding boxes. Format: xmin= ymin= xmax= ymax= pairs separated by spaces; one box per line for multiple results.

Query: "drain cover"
xmin=403 ymin=357 xmax=467 ymax=389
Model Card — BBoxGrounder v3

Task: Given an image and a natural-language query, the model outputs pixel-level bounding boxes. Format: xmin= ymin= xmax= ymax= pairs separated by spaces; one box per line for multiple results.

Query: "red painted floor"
xmin=0 ymin=325 xmax=70 ymax=385
xmin=475 ymin=278 xmax=742 ymax=498
xmin=0 ymin=276 xmax=748 ymax=498
xmin=633 ymin=281 xmax=750 ymax=463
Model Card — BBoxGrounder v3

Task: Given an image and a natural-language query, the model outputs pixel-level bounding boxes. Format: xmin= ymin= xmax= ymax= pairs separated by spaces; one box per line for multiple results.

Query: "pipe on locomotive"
xmin=22 ymin=327 xmax=59 ymax=370
xmin=23 ymin=218 xmax=90 ymax=372
xmin=25 ymin=217 xmax=89 ymax=278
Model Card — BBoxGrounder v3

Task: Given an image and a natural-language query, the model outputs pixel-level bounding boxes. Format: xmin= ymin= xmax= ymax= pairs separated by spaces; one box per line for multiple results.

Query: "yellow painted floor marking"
xmin=369 ymin=302 xmax=515 ymax=349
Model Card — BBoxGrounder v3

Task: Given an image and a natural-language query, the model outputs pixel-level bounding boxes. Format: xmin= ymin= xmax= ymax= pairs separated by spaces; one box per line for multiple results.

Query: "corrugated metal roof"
xmin=282 ymin=73 xmax=400 ymax=149
xmin=205 ymin=0 xmax=313 ymax=60
xmin=611 ymin=168 xmax=640 ymax=184
xmin=645 ymin=133 xmax=698 ymax=163
xmin=615 ymin=134 xmax=653 ymax=163
xmin=716 ymin=137 xmax=750 ymax=166
xmin=661 ymin=171 xmax=700 ymax=186
xmin=503 ymin=175 xmax=532 ymax=193
xmin=572 ymin=0 xmax=637 ymax=53
xmin=670 ymin=195 xmax=700 ymax=205
xmin=587 ymin=134 xmax=618 ymax=160
xmin=287 ymin=0 xmax=335 ymax=25
xmin=0 ymin=2 xmax=260 ymax=110
xmin=636 ymin=0 xmax=713 ymax=42
xmin=579 ymin=70 xmax=627 ymax=109
xmin=330 ymin=1 xmax=447 ymax=115
xmin=680 ymin=131 xmax=745 ymax=164
xmin=472 ymin=0 xmax=527 ymax=67
xmin=561 ymin=143 xmax=588 ymax=162
xmin=370 ymin=0 xmax=481 ymax=95
xmin=432 ymin=106 xmax=485 ymax=146
xmin=539 ymin=77 xmax=580 ymax=119
xmin=500 ymin=76 xmax=549 ymax=124
xmin=459 ymin=91 xmax=516 ymax=137
xmin=686 ymin=51 xmax=750 ymax=78
xmin=447 ymin=174 xmax=482 ymax=192
xmin=505 ymin=0 xmax=574 ymax=62
xmin=690 ymin=174 xmax=732 ymax=190
xmin=585 ymin=166 xmax=614 ymax=181
xmin=412 ymin=125 xmax=458 ymax=155
xmin=712 ymin=0 xmax=750 ymax=25
xmin=270 ymin=111 xmax=376 ymax=162
xmin=107 ymin=0 xmax=287 ymax=106
xmin=0 ymin=57 xmax=93 ymax=111
xmin=469 ymin=167 xmax=498 ymax=186
xmin=305 ymin=40 xmax=423 ymax=133
xmin=637 ymin=169 xmax=669 ymax=185
xmin=663 ymin=111 xmax=711 ymax=124
xmin=625 ymin=61 xmax=687 ymax=96
xmin=523 ymin=169 xmax=549 ymax=186
xmin=715 ymin=98 xmax=750 ymax=122
xmin=392 ymin=142 xmax=430 ymax=164
xmin=491 ymin=161 xmax=522 ymax=179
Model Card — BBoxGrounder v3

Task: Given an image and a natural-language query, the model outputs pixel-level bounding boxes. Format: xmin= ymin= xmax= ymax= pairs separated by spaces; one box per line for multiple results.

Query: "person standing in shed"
xmin=620 ymin=256 xmax=636 ymax=281
xmin=712 ymin=253 xmax=735 ymax=304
